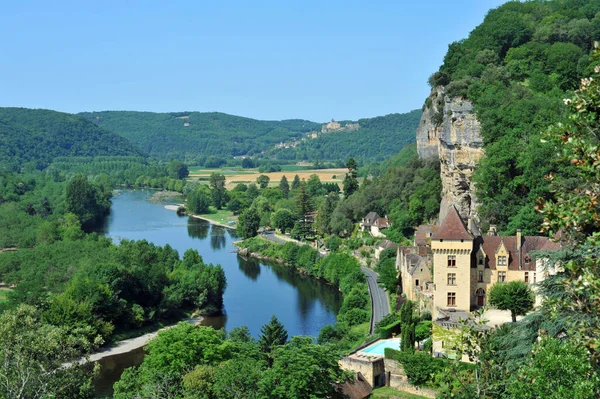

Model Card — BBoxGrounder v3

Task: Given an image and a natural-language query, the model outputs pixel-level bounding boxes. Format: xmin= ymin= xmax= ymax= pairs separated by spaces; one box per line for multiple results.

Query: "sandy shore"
xmin=71 ymin=317 xmax=203 ymax=365
xmin=164 ymin=205 xmax=236 ymax=230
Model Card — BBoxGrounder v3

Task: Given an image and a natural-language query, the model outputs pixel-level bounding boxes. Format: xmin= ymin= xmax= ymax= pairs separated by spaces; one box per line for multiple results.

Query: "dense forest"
xmin=79 ymin=111 xmax=321 ymax=161
xmin=0 ymin=108 xmax=142 ymax=171
xmin=267 ymin=110 xmax=422 ymax=162
xmin=428 ymin=0 xmax=600 ymax=234
xmin=79 ymin=110 xmax=421 ymax=163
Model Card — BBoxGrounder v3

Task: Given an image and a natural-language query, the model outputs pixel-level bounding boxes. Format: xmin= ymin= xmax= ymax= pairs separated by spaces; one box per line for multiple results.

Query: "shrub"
xmin=340 ymin=308 xmax=369 ymax=326
xmin=428 ymin=71 xmax=451 ymax=87
xmin=415 ymin=321 xmax=432 ymax=342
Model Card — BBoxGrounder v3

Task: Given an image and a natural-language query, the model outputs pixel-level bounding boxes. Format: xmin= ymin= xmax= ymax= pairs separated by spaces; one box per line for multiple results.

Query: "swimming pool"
xmin=359 ymin=338 xmax=401 ymax=356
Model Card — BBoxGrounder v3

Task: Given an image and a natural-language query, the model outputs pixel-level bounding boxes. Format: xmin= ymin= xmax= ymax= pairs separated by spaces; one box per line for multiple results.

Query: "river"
xmin=93 ymin=190 xmax=342 ymax=397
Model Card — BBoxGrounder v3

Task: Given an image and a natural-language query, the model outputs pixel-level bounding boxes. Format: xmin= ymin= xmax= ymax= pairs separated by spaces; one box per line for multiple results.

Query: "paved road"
xmin=259 ymin=233 xmax=390 ymax=333
xmin=361 ymin=266 xmax=391 ymax=334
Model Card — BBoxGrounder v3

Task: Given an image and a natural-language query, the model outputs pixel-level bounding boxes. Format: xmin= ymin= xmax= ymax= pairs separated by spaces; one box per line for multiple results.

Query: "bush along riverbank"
xmin=236 ymin=236 xmax=373 ymax=351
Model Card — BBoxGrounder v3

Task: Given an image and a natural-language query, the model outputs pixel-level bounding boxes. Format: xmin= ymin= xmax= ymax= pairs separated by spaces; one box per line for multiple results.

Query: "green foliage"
xmin=0 ymin=108 xmax=141 ymax=171
xmin=385 ymin=349 xmax=445 ymax=387
xmin=80 ymin=111 xmax=321 ymax=161
xmin=278 ymin=175 xmax=290 ymax=198
xmin=269 ymin=111 xmax=422 ymax=163
xmin=0 ymin=304 xmax=97 ymax=399
xmin=258 ymin=315 xmax=289 ymax=360
xmin=430 ymin=0 xmax=600 ymax=234
xmin=489 ymin=281 xmax=534 ymax=322
xmin=167 ymin=160 xmax=189 ymax=180
xmin=271 ymin=208 xmax=295 ymax=233
xmin=209 ymin=173 xmax=226 ymax=210
xmin=187 ymin=185 xmax=212 ymax=214
xmin=260 ymin=336 xmax=347 ymax=399
xmin=375 ymin=257 xmax=399 ymax=293
xmin=415 ymin=321 xmax=432 ymax=342
xmin=507 ymin=337 xmax=600 ymax=399
xmin=66 ymin=174 xmax=111 ymax=228
xmin=256 ymin=174 xmax=270 ymax=189
xmin=237 ymin=207 xmax=260 ymax=239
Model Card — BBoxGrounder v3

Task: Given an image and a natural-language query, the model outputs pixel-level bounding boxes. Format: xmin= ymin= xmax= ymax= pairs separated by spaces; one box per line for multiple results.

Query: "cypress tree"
xmin=279 ymin=175 xmax=290 ymax=198
xmin=258 ymin=315 xmax=289 ymax=356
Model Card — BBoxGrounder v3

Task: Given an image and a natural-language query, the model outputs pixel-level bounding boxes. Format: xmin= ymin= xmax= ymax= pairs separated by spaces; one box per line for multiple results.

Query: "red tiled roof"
xmin=432 ymin=206 xmax=473 ymax=241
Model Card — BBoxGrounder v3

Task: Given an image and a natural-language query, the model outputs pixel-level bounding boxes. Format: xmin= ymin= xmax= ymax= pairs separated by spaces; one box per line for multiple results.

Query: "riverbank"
xmin=164 ymin=205 xmax=236 ymax=230
xmin=82 ymin=317 xmax=204 ymax=364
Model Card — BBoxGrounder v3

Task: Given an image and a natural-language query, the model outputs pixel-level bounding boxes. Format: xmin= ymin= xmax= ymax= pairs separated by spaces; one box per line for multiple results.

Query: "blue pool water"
xmin=360 ymin=339 xmax=401 ymax=355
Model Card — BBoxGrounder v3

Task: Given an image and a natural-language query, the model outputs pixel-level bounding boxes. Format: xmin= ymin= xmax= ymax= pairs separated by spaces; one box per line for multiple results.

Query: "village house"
xmin=374 ymin=239 xmax=397 ymax=260
xmin=360 ymin=212 xmax=390 ymax=238
xmin=430 ymin=205 xmax=561 ymax=356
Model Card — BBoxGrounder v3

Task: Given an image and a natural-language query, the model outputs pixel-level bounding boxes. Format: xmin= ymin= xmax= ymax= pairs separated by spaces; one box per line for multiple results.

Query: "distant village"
xmin=274 ymin=119 xmax=361 ymax=150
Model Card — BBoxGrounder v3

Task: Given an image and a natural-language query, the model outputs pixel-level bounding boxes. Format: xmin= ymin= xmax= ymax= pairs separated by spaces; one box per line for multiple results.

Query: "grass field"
xmin=372 ymin=387 xmax=430 ymax=399
xmin=196 ymin=207 xmax=238 ymax=226
xmin=189 ymin=168 xmax=346 ymax=188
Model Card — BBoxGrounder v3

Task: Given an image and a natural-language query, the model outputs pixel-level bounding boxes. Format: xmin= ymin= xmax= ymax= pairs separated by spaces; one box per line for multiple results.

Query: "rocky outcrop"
xmin=416 ymin=88 xmax=483 ymax=225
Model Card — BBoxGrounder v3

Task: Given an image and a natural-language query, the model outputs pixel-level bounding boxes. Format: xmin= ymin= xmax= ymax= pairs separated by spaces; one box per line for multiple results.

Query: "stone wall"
xmin=384 ymin=359 xmax=438 ymax=399
xmin=416 ymin=88 xmax=484 ymax=225
xmin=339 ymin=356 xmax=385 ymax=388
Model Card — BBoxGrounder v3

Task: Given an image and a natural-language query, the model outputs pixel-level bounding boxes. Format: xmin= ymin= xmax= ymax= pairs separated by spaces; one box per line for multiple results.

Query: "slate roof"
xmin=378 ymin=239 xmax=397 ymax=250
xmin=431 ymin=206 xmax=473 ymax=241
xmin=362 ymin=212 xmax=379 ymax=226
xmin=415 ymin=224 xmax=439 ymax=246
xmin=474 ymin=235 xmax=559 ymax=271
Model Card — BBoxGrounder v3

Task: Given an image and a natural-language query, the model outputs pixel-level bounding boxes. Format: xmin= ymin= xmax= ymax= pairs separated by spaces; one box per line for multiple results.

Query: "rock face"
xmin=416 ymin=87 xmax=484 ymax=225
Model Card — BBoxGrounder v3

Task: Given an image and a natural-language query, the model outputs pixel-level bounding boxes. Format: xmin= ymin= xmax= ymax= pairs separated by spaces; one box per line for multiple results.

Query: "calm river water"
xmin=93 ymin=189 xmax=342 ymax=397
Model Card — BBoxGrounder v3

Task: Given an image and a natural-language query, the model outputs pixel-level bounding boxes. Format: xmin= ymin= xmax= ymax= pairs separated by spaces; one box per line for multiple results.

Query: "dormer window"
xmin=478 ymin=256 xmax=484 ymax=266
xmin=524 ymin=256 xmax=531 ymax=264
xmin=498 ymin=256 xmax=507 ymax=266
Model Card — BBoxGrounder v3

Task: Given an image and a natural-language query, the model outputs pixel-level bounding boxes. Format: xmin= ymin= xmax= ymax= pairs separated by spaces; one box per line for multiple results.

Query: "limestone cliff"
xmin=416 ymin=87 xmax=483 ymax=225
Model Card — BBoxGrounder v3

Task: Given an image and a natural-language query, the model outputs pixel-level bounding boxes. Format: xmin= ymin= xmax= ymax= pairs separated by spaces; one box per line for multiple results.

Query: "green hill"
xmin=430 ymin=0 xmax=600 ymax=234
xmin=268 ymin=110 xmax=422 ymax=162
xmin=0 ymin=108 xmax=142 ymax=170
xmin=79 ymin=111 xmax=321 ymax=161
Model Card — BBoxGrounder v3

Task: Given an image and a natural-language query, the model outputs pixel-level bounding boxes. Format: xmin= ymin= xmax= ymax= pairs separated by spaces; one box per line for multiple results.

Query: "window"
xmin=478 ymin=255 xmax=484 ymax=266
xmin=533 ymin=272 xmax=537 ymax=283
xmin=524 ymin=272 xmax=529 ymax=283
xmin=447 ymin=292 xmax=456 ymax=306
xmin=478 ymin=270 xmax=484 ymax=283
xmin=447 ymin=255 xmax=456 ymax=267
xmin=498 ymin=271 xmax=506 ymax=282
xmin=498 ymin=256 xmax=507 ymax=266
xmin=415 ymin=279 xmax=419 ymax=286
xmin=447 ymin=273 xmax=456 ymax=285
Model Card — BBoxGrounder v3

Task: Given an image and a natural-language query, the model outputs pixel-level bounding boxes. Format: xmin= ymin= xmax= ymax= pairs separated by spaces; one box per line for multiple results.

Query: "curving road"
xmin=258 ymin=233 xmax=390 ymax=333
xmin=361 ymin=266 xmax=391 ymax=334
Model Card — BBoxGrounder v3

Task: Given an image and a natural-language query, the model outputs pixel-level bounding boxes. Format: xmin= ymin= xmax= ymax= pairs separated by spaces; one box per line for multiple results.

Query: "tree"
xmin=279 ymin=175 xmax=290 ymax=198
xmin=0 ymin=304 xmax=98 ymax=399
xmin=66 ymin=174 xmax=108 ymax=227
xmin=375 ymin=257 xmax=399 ymax=293
xmin=306 ymin=174 xmax=325 ymax=197
xmin=209 ymin=173 xmax=226 ymax=210
xmin=258 ymin=315 xmax=288 ymax=359
xmin=507 ymin=337 xmax=600 ymax=399
xmin=187 ymin=186 xmax=211 ymax=214
xmin=168 ymin=160 xmax=189 ymax=179
xmin=256 ymin=174 xmax=270 ymax=189
xmin=271 ymin=209 xmax=295 ymax=233
xmin=259 ymin=337 xmax=346 ymax=399
xmin=291 ymin=174 xmax=300 ymax=190
xmin=237 ymin=207 xmax=260 ymax=239
xmin=343 ymin=157 xmax=359 ymax=197
xmin=294 ymin=180 xmax=312 ymax=239
xmin=488 ymin=281 xmax=534 ymax=322
xmin=241 ymin=158 xmax=254 ymax=168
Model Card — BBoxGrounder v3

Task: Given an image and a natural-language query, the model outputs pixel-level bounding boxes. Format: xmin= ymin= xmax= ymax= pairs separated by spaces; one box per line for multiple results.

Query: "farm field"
xmin=189 ymin=168 xmax=347 ymax=188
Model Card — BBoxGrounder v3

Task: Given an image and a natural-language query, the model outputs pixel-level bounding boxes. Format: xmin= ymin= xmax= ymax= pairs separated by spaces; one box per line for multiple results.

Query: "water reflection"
xmin=210 ymin=225 xmax=227 ymax=250
xmin=187 ymin=218 xmax=209 ymax=239
xmin=237 ymin=255 xmax=261 ymax=280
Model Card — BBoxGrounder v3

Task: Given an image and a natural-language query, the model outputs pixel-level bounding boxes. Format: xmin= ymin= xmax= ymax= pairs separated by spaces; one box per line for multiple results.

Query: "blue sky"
xmin=0 ymin=1 xmax=508 ymax=122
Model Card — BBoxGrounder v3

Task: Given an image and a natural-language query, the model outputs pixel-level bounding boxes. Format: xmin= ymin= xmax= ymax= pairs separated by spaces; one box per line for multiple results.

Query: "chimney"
xmin=487 ymin=224 xmax=497 ymax=236
xmin=517 ymin=229 xmax=522 ymax=270
xmin=467 ymin=218 xmax=473 ymax=234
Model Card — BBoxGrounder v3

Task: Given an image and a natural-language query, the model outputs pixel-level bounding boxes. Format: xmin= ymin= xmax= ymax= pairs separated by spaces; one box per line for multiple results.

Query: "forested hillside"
xmin=80 ymin=110 xmax=420 ymax=163
xmin=0 ymin=108 xmax=142 ymax=171
xmin=429 ymin=0 xmax=600 ymax=234
xmin=268 ymin=110 xmax=421 ymax=162
xmin=79 ymin=111 xmax=321 ymax=161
